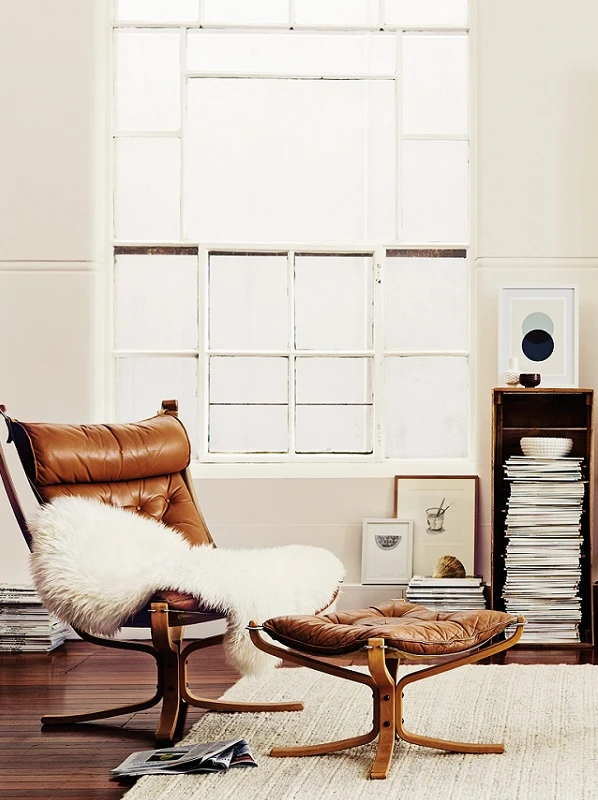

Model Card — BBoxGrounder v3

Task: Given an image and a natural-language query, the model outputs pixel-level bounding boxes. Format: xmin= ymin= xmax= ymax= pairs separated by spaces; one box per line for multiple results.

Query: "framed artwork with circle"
xmin=361 ymin=518 xmax=414 ymax=584
xmin=499 ymin=286 xmax=578 ymax=387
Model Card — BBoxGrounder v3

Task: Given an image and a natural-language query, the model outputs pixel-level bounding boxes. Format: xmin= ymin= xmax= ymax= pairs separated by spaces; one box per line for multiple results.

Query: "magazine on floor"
xmin=112 ymin=739 xmax=257 ymax=777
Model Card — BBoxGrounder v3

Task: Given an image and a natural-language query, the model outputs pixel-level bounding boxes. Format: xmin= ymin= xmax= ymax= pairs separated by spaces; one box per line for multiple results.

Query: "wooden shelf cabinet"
xmin=491 ymin=388 xmax=594 ymax=646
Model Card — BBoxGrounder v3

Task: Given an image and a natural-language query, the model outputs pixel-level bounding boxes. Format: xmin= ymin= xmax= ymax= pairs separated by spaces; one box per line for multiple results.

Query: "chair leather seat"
xmin=124 ymin=590 xmax=227 ymax=628
xmin=262 ymin=599 xmax=517 ymax=657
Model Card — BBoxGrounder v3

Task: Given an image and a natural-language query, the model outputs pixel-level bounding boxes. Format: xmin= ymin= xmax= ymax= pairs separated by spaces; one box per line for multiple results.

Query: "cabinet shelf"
xmin=491 ymin=388 xmax=594 ymax=648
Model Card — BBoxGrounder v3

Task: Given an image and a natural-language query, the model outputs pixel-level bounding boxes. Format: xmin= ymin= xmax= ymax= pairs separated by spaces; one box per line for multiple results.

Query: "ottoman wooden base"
xmin=249 ymin=600 xmax=524 ymax=780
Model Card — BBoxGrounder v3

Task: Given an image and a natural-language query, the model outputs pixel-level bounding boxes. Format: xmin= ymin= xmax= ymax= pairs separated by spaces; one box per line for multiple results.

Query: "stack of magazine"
xmin=406 ymin=575 xmax=486 ymax=611
xmin=0 ymin=584 xmax=69 ymax=653
xmin=112 ymin=739 xmax=257 ymax=777
xmin=502 ymin=455 xmax=584 ymax=643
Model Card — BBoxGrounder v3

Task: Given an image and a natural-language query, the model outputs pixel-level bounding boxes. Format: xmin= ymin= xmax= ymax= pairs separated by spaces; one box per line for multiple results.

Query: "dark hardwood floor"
xmin=1 ymin=639 xmax=596 ymax=800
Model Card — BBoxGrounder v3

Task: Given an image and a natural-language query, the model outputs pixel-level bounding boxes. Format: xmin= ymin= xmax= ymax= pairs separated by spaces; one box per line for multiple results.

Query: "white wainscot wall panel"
xmin=194 ymin=476 xmax=395 ymax=526
xmin=184 ymin=78 xmax=395 ymax=243
xmin=0 ymin=270 xmax=96 ymax=422
xmin=208 ymin=524 xmax=364 ymax=583
xmin=0 ymin=2 xmax=101 ymax=261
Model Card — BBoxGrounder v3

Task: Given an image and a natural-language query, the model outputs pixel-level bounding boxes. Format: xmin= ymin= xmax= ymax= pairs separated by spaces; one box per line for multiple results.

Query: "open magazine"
xmin=112 ymin=739 xmax=257 ymax=777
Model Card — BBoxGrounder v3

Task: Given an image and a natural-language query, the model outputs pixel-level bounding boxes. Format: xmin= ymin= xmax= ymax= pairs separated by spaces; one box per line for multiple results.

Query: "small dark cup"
xmin=519 ymin=373 xmax=541 ymax=388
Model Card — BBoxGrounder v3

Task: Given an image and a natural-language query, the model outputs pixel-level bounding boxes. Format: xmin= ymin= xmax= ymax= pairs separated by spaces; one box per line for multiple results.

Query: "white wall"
xmin=0 ymin=0 xmax=107 ymax=582
xmin=474 ymin=0 xmax=598 ymax=579
xmin=1 ymin=0 xmax=597 ymax=599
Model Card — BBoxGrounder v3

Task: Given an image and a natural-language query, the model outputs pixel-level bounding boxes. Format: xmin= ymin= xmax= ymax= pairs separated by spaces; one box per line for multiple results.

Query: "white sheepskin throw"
xmin=28 ymin=496 xmax=345 ymax=677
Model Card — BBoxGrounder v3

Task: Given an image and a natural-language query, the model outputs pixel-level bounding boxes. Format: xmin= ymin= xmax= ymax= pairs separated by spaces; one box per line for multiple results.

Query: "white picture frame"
xmin=498 ymin=286 xmax=578 ymax=387
xmin=361 ymin=518 xmax=414 ymax=585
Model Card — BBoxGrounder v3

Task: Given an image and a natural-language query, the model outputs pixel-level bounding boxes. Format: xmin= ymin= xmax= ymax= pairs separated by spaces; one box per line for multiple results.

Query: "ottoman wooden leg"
xmin=395 ymin=620 xmax=524 ymax=754
xmin=367 ymin=639 xmax=396 ymax=780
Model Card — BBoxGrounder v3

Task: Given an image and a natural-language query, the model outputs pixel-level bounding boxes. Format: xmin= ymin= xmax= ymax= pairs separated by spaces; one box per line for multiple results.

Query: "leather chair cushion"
xmin=37 ymin=473 xmax=210 ymax=546
xmin=124 ymin=590 xmax=227 ymax=628
xmin=11 ymin=413 xmax=190 ymax=486
xmin=262 ymin=599 xmax=517 ymax=657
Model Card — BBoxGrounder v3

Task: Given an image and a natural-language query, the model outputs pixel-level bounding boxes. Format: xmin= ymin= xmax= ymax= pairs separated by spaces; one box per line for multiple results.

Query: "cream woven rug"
xmin=122 ymin=664 xmax=598 ymax=800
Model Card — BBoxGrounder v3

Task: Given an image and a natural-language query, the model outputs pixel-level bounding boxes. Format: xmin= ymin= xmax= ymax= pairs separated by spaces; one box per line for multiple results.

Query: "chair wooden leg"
xmin=151 ymin=606 xmax=185 ymax=745
xmin=180 ymin=636 xmax=304 ymax=713
xmin=41 ymin=628 xmax=163 ymax=727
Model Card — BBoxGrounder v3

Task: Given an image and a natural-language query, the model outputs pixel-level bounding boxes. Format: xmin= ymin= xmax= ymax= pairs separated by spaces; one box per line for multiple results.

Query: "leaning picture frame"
xmin=498 ymin=286 xmax=578 ymax=387
xmin=361 ymin=518 xmax=414 ymax=585
xmin=393 ymin=476 xmax=478 ymax=577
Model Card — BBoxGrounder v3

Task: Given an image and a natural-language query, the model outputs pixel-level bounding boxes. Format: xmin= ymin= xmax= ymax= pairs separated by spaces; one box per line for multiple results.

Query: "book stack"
xmin=0 ymin=584 xmax=69 ymax=653
xmin=502 ymin=455 xmax=585 ymax=643
xmin=406 ymin=575 xmax=486 ymax=611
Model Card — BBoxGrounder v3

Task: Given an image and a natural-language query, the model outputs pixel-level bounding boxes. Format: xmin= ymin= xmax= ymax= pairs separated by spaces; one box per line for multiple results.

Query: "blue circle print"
xmin=521 ymin=329 xmax=554 ymax=362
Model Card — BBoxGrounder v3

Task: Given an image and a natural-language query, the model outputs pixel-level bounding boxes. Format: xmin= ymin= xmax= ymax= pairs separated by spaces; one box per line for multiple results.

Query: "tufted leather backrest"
xmin=9 ymin=411 xmax=213 ymax=547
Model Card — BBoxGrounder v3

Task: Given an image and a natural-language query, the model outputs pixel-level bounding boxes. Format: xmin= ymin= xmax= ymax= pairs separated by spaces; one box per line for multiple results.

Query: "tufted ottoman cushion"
xmin=262 ymin=599 xmax=516 ymax=657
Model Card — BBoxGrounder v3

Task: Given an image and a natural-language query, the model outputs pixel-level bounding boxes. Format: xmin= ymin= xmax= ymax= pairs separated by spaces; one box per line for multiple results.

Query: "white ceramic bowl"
xmin=520 ymin=437 xmax=573 ymax=458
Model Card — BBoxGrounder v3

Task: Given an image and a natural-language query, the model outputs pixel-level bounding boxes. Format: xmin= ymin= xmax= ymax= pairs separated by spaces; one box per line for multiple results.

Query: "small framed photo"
xmin=361 ymin=518 xmax=414 ymax=585
xmin=498 ymin=286 xmax=578 ymax=387
xmin=394 ymin=476 xmax=478 ymax=576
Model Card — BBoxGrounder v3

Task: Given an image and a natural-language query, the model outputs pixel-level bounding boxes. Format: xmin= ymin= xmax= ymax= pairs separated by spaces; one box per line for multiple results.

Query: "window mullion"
xmin=288 ymin=250 xmax=296 ymax=456
xmin=199 ymin=246 xmax=209 ymax=460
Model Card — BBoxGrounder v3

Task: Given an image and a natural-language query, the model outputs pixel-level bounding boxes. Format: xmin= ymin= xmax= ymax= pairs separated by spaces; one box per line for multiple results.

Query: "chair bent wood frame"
xmin=249 ymin=609 xmax=524 ymax=780
xmin=0 ymin=401 xmax=303 ymax=744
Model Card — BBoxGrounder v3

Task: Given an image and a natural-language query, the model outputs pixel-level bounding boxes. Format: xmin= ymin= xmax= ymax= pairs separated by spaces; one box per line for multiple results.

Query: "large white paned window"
xmin=112 ymin=0 xmax=470 ymax=463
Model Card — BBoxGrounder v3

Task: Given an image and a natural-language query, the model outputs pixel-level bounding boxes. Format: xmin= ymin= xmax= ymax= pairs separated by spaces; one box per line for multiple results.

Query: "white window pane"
xmin=209 ymin=406 xmax=288 ymax=453
xmin=295 ymin=256 xmax=373 ymax=350
xmin=115 ymin=31 xmax=180 ymax=132
xmin=115 ymin=255 xmax=197 ymax=350
xmin=295 ymin=0 xmax=380 ymax=27
xmin=185 ymin=79 xmax=395 ymax=243
xmin=114 ymin=137 xmax=180 ymax=241
xmin=210 ymin=357 xmax=288 ymax=403
xmin=384 ymin=0 xmax=468 ymax=27
xmin=203 ymin=0 xmax=289 ymax=25
xmin=115 ymin=356 xmax=198 ymax=454
xmin=402 ymin=35 xmax=468 ymax=135
xmin=115 ymin=0 xmax=199 ymax=22
xmin=296 ymin=358 xmax=372 ymax=403
xmin=295 ymin=406 xmax=373 ymax=453
xmin=187 ymin=32 xmax=394 ymax=76
xmin=384 ymin=257 xmax=468 ymax=350
xmin=384 ymin=356 xmax=468 ymax=458
xmin=209 ymin=255 xmax=288 ymax=350
xmin=401 ymin=140 xmax=468 ymax=243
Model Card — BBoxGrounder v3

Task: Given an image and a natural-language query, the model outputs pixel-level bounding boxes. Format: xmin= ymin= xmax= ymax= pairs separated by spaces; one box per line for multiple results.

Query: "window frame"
xmin=110 ymin=4 xmax=474 ymax=473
